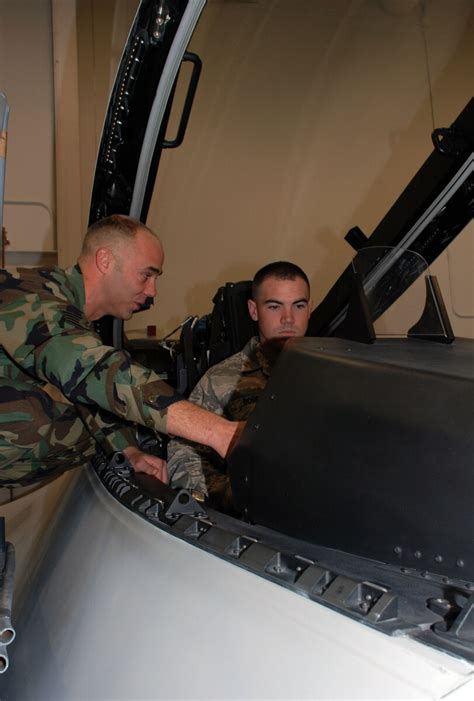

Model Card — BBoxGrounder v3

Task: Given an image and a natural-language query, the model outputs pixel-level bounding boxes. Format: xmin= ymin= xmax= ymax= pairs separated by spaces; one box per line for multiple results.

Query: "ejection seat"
xmin=129 ymin=279 xmax=258 ymax=458
xmin=176 ymin=279 xmax=258 ymax=397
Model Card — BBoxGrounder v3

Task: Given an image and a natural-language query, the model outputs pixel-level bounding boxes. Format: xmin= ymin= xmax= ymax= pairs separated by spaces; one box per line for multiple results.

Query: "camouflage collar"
xmin=66 ymin=264 xmax=86 ymax=311
xmin=242 ymin=336 xmax=273 ymax=378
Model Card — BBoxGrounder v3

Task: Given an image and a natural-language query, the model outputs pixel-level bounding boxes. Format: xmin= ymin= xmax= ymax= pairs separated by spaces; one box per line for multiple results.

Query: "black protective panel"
xmin=228 ymin=337 xmax=474 ymax=582
xmin=89 ymin=0 xmax=189 ymax=224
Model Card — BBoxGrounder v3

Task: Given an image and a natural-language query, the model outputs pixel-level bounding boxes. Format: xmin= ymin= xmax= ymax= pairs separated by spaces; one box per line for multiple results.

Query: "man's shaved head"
xmin=80 ymin=214 xmax=161 ymax=258
xmin=78 ymin=214 xmax=165 ymax=321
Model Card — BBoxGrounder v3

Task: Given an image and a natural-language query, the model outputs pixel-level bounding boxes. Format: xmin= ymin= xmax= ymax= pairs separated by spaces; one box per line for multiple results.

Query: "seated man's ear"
xmin=247 ymin=298 xmax=258 ymax=322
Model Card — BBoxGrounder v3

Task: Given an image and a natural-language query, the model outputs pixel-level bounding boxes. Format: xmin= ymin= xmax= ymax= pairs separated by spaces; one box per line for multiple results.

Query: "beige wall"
xmin=0 ymin=0 xmax=55 ymax=266
xmin=2 ymin=0 xmax=473 ymax=338
xmin=52 ymin=0 xmax=138 ymax=264
xmin=132 ymin=0 xmax=474 ymax=339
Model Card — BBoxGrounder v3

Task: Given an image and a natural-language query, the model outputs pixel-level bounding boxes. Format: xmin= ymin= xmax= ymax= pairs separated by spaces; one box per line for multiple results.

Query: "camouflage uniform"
xmin=0 ymin=265 xmax=182 ymax=485
xmin=167 ymin=336 xmax=272 ymax=511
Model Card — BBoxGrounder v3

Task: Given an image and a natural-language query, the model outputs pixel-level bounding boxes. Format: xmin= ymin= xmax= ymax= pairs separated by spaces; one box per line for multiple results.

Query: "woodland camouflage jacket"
xmin=0 ymin=265 xmax=182 ymax=447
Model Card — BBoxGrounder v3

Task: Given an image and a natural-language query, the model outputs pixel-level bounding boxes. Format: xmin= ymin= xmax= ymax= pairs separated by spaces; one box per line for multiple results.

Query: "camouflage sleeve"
xmin=167 ymin=372 xmax=225 ymax=494
xmin=99 ymin=424 xmax=137 ymax=454
xmin=2 ymin=298 xmax=182 ymax=434
xmin=44 ymin=336 xmax=183 ymax=435
xmin=76 ymin=400 xmax=138 ymax=455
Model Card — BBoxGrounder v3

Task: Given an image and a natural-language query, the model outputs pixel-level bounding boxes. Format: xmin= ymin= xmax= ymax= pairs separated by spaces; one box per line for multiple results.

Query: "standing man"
xmin=167 ymin=261 xmax=312 ymax=511
xmin=0 ymin=215 xmax=242 ymax=486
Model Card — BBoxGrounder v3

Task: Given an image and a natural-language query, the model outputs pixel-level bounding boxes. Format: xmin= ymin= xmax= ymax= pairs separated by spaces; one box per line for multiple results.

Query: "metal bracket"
xmin=108 ymin=451 xmax=134 ymax=478
xmin=433 ymin=592 xmax=474 ymax=644
xmin=344 ymin=226 xmax=368 ymax=252
xmin=431 ymin=127 xmax=468 ymax=157
xmin=408 ymin=275 xmax=455 ymax=343
xmin=165 ymin=489 xmax=207 ymax=519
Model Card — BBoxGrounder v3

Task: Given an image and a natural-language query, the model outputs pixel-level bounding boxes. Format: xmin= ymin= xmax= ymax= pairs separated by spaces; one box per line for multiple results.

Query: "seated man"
xmin=168 ymin=261 xmax=311 ymax=511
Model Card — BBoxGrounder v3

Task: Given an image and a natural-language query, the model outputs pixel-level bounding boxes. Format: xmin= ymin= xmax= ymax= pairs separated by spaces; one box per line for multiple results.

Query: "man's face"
xmin=105 ymin=229 xmax=164 ymax=320
xmin=247 ymin=276 xmax=311 ymax=344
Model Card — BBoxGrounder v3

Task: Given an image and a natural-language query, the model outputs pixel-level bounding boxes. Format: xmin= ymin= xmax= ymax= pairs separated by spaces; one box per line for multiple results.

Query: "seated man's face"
xmin=247 ymin=276 xmax=311 ymax=344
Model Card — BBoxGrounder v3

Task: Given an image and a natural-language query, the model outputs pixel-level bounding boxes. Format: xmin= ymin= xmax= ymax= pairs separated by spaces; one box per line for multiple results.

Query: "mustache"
xmin=135 ymin=296 xmax=154 ymax=311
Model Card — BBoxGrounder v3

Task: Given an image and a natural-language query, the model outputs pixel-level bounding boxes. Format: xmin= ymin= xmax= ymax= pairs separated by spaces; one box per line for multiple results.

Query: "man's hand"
xmin=122 ymin=446 xmax=168 ymax=483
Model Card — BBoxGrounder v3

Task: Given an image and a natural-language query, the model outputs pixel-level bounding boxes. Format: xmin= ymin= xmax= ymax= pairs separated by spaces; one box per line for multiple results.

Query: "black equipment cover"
xmin=228 ymin=336 xmax=474 ymax=583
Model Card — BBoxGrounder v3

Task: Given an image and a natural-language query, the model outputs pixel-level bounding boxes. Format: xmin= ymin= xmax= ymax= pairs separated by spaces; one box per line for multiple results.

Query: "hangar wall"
xmin=0 ymin=0 xmax=55 ymax=267
xmin=1 ymin=0 xmax=472 ymax=339
xmin=141 ymin=0 xmax=474 ymax=340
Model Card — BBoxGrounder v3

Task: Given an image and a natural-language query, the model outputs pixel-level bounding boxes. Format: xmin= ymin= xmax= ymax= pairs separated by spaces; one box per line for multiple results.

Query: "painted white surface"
xmin=0 ymin=472 xmax=74 ymax=603
xmin=2 ymin=468 xmax=473 ymax=700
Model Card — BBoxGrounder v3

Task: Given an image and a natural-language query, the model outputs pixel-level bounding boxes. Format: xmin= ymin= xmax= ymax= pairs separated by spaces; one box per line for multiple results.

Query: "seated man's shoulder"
xmin=188 ymin=337 xmax=260 ymax=404
xmin=209 ymin=336 xmax=259 ymax=376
